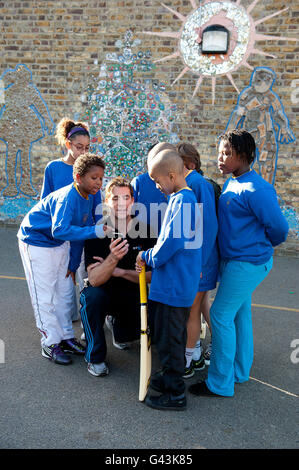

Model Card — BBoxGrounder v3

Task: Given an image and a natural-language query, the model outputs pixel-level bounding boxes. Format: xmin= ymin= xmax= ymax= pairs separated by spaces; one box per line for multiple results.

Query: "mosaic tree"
xmin=80 ymin=30 xmax=179 ymax=182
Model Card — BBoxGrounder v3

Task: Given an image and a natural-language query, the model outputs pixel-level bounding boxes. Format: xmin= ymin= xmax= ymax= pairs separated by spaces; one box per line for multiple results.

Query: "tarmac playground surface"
xmin=0 ymin=226 xmax=298 ymax=452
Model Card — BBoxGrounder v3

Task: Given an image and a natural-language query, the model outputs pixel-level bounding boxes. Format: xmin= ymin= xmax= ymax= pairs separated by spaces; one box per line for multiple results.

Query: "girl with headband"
xmin=41 ymin=117 xmax=92 ymax=198
xmin=40 ymin=118 xmax=102 ymax=331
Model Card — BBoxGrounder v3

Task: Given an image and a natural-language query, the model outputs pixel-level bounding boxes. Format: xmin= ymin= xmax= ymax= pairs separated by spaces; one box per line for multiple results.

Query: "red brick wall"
xmin=0 ymin=0 xmax=298 ymax=252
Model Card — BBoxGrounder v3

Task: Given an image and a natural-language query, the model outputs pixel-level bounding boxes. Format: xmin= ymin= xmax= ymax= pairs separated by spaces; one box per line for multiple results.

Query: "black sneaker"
xmin=191 ymin=354 xmax=205 ymax=371
xmin=60 ymin=338 xmax=85 ymax=355
xmin=188 ymin=381 xmax=223 ymax=397
xmin=182 ymin=364 xmax=195 ymax=379
xmin=145 ymin=393 xmax=187 ymax=411
xmin=42 ymin=344 xmax=72 ymax=365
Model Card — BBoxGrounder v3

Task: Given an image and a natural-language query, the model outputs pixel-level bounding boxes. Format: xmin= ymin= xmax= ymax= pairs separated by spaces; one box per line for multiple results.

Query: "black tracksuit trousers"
xmin=148 ymin=300 xmax=190 ymax=397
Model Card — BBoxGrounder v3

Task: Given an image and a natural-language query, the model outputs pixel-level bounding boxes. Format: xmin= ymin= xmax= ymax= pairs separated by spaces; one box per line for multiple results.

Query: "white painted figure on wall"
xmin=0 ymin=64 xmax=54 ymax=197
xmin=225 ymin=67 xmax=295 ymax=185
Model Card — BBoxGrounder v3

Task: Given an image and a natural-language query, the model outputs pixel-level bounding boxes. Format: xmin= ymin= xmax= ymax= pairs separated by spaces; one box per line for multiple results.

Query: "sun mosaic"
xmin=142 ymin=0 xmax=297 ymax=104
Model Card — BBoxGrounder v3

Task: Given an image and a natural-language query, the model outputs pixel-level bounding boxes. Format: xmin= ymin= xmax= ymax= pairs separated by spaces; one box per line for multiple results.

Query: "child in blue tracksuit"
xmin=18 ymin=153 xmax=107 ymax=366
xmin=40 ymin=117 xmax=91 ymax=198
xmin=189 ymin=129 xmax=289 ymax=398
xmin=177 ymin=143 xmax=219 ymax=377
xmin=41 ymin=118 xmax=103 ymax=322
xmin=41 ymin=118 xmax=92 ymax=321
xmin=40 ymin=117 xmax=102 ymax=219
xmin=131 ymin=142 xmax=175 ymax=236
xmin=131 ymin=171 xmax=167 ymax=236
xmin=136 ymin=148 xmax=202 ymax=411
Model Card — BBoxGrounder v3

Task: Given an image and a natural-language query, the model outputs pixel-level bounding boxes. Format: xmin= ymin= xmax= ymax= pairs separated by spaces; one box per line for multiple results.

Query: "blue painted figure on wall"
xmin=0 ymin=64 xmax=54 ymax=197
xmin=225 ymin=67 xmax=295 ymax=185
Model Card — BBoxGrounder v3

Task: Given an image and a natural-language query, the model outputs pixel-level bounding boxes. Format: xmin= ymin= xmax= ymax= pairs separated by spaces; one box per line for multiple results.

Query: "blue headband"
xmin=67 ymin=126 xmax=89 ymax=139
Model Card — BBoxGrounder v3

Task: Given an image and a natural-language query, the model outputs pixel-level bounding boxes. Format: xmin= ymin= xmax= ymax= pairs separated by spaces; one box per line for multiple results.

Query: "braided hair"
xmin=219 ymin=129 xmax=256 ymax=164
xmin=176 ymin=142 xmax=202 ymax=173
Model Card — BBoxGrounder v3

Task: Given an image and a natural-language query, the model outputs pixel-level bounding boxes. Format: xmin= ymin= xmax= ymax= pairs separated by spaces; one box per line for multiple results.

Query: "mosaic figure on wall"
xmin=80 ymin=30 xmax=179 ymax=182
xmin=0 ymin=64 xmax=54 ymax=198
xmin=225 ymin=67 xmax=295 ymax=185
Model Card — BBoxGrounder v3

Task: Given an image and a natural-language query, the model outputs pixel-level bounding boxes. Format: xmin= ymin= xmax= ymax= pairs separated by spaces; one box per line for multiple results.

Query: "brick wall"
xmin=0 ymin=0 xmax=298 ymax=253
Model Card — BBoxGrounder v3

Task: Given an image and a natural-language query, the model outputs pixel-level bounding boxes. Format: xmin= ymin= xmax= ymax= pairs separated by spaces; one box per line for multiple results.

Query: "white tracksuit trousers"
xmin=18 ymin=239 xmax=75 ymax=347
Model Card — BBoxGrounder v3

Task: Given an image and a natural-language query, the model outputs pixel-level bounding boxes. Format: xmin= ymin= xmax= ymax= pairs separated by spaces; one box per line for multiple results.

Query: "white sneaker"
xmin=105 ymin=315 xmax=130 ymax=350
xmin=80 ymin=322 xmax=86 ymax=341
xmin=203 ymin=342 xmax=212 ymax=365
xmin=87 ymin=362 xmax=109 ymax=377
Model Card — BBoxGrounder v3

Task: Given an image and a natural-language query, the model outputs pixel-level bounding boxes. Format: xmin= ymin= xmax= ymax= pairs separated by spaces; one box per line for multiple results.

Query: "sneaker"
xmin=42 ymin=344 xmax=72 ymax=365
xmin=188 ymin=380 xmax=223 ymax=397
xmin=182 ymin=364 xmax=195 ymax=379
xmin=145 ymin=393 xmax=187 ymax=411
xmin=192 ymin=354 xmax=205 ymax=371
xmin=60 ymin=338 xmax=85 ymax=355
xmin=105 ymin=315 xmax=130 ymax=350
xmin=203 ymin=342 xmax=212 ymax=365
xmin=87 ymin=362 xmax=109 ymax=377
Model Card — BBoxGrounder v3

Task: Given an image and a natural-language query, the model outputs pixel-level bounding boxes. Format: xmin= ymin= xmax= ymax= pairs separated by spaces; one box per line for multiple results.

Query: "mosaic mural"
xmin=225 ymin=67 xmax=295 ymax=185
xmin=142 ymin=1 xmax=298 ymax=238
xmin=0 ymin=20 xmax=297 ymax=241
xmin=142 ymin=0 xmax=296 ymax=104
xmin=79 ymin=30 xmax=179 ymax=183
xmin=278 ymin=198 xmax=299 ymax=240
xmin=223 ymin=66 xmax=297 ymax=239
xmin=0 ymin=32 xmax=180 ymax=222
xmin=0 ymin=64 xmax=54 ymax=221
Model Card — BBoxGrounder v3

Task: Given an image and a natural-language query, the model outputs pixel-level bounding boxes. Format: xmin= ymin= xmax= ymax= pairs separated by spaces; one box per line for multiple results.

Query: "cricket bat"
xmin=138 ymin=265 xmax=151 ymax=402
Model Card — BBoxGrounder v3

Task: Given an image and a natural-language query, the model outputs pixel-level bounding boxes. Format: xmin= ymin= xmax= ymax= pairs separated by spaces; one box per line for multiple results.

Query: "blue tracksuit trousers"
xmin=206 ymin=257 xmax=273 ymax=396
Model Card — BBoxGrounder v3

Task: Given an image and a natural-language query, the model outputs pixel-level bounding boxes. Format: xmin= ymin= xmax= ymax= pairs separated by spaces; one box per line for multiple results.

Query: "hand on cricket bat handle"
xmin=135 ymin=251 xmax=145 ymax=273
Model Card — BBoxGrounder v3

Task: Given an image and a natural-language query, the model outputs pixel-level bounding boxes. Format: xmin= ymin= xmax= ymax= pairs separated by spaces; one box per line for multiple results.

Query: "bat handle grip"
xmin=139 ymin=265 xmax=147 ymax=304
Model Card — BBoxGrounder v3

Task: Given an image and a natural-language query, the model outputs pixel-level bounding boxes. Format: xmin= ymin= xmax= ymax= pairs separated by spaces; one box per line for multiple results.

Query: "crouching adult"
xmin=80 ymin=177 xmax=156 ymax=377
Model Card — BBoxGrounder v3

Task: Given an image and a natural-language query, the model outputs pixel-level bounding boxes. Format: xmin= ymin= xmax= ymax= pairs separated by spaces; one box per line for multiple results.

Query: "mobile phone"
xmin=112 ymin=231 xmax=124 ymax=240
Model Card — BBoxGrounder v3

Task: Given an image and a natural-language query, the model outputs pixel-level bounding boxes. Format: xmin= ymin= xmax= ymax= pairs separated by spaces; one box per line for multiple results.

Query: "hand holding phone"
xmin=112 ymin=231 xmax=124 ymax=242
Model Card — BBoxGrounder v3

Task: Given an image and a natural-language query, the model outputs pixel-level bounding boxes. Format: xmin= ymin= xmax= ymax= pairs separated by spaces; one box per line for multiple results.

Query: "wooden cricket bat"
xmin=138 ymin=265 xmax=151 ymax=402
